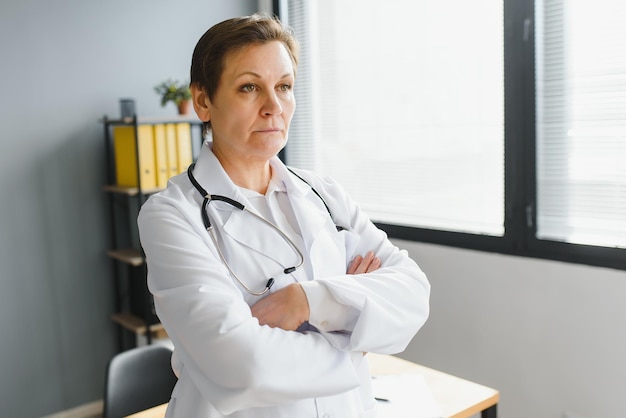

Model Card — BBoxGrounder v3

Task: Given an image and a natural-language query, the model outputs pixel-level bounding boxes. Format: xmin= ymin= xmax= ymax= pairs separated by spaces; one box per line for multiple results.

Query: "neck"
xmin=215 ymin=153 xmax=272 ymax=194
xmin=232 ymin=164 xmax=272 ymax=194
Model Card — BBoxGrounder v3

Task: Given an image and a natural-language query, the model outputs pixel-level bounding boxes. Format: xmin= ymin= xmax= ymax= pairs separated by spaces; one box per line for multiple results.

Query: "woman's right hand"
xmin=347 ymin=251 xmax=380 ymax=274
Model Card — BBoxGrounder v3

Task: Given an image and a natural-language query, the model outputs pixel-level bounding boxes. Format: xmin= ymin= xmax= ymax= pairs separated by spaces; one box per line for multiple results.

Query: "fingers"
xmin=366 ymin=254 xmax=381 ymax=273
xmin=347 ymin=251 xmax=381 ymax=275
xmin=346 ymin=255 xmax=362 ymax=274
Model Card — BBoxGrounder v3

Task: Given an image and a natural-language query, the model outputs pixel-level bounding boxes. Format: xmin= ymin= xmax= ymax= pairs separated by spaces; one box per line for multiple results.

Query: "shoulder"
xmin=286 ymin=166 xmax=346 ymax=196
xmin=285 ymin=166 xmax=356 ymax=219
xmin=138 ymin=171 xmax=199 ymax=224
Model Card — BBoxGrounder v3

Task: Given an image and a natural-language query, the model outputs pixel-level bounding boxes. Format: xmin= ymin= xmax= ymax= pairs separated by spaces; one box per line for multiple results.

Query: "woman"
xmin=138 ymin=14 xmax=430 ymax=418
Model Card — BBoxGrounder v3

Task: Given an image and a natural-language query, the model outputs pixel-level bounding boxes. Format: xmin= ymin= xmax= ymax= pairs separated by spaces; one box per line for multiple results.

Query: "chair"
xmin=103 ymin=344 xmax=177 ymax=418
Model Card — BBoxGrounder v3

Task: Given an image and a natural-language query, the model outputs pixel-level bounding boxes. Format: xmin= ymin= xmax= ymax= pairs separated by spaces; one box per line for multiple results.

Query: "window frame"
xmin=276 ymin=0 xmax=626 ymax=271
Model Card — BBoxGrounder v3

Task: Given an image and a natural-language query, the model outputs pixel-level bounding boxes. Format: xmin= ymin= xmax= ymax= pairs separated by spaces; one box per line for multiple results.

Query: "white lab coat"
xmin=137 ymin=142 xmax=430 ymax=418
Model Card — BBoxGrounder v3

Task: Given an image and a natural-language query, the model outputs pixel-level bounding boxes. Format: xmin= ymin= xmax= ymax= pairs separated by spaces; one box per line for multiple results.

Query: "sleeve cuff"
xmin=300 ymin=280 xmax=357 ymax=332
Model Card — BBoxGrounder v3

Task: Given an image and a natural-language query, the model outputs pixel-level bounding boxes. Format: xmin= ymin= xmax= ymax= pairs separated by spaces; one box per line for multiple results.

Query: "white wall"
xmin=396 ymin=240 xmax=626 ymax=418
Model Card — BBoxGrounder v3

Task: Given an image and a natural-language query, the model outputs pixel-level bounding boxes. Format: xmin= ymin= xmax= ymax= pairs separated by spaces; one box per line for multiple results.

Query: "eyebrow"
xmin=234 ymin=71 xmax=294 ymax=80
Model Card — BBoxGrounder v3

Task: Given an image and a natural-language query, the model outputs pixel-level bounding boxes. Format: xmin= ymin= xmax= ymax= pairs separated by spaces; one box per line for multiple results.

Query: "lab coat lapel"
xmin=275 ymin=165 xmax=328 ymax=251
xmin=274 ymin=163 xmax=347 ymax=279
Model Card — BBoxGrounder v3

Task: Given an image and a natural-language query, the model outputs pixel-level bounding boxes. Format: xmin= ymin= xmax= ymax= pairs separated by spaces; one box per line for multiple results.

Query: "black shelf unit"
xmin=101 ymin=114 xmax=204 ymax=350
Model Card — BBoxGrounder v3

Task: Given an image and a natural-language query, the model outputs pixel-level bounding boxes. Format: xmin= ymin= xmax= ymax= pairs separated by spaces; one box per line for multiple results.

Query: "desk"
xmin=127 ymin=353 xmax=498 ymax=418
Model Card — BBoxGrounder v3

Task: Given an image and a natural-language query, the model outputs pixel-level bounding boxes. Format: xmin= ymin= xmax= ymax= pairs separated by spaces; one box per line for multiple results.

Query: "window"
xmin=535 ymin=0 xmax=626 ymax=249
xmin=279 ymin=0 xmax=626 ymax=270
xmin=286 ymin=0 xmax=505 ymax=236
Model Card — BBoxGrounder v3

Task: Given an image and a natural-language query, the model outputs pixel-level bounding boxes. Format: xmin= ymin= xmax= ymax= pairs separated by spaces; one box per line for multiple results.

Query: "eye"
xmin=240 ymin=84 xmax=257 ymax=93
xmin=278 ymin=84 xmax=292 ymax=92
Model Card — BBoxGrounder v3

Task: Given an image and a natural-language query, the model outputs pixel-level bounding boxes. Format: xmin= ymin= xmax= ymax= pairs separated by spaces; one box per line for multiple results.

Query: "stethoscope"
xmin=187 ymin=163 xmax=345 ymax=296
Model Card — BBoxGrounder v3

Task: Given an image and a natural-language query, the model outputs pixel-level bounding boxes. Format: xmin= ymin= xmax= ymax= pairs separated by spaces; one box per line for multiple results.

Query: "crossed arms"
xmin=250 ymin=252 xmax=381 ymax=331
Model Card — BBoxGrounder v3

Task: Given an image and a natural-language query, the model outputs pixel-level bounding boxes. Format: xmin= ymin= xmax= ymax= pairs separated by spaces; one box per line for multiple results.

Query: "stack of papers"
xmin=371 ymin=374 xmax=443 ymax=418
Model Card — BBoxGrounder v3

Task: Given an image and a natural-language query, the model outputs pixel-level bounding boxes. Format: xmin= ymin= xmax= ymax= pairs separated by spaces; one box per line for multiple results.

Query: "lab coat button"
xmin=320 ymin=320 xmax=329 ymax=328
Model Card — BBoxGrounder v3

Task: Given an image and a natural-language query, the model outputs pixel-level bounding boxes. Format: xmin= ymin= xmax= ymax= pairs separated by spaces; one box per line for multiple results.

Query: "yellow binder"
xmin=153 ymin=124 xmax=169 ymax=188
xmin=175 ymin=123 xmax=193 ymax=173
xmin=113 ymin=125 xmax=157 ymax=190
xmin=164 ymin=124 xmax=179 ymax=178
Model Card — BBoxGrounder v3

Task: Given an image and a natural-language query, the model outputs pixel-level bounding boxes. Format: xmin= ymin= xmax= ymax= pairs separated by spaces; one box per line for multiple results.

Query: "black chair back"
xmin=103 ymin=344 xmax=177 ymax=418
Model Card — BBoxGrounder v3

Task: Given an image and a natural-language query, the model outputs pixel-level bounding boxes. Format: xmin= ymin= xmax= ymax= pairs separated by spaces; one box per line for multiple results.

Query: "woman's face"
xmin=206 ymin=41 xmax=296 ymax=166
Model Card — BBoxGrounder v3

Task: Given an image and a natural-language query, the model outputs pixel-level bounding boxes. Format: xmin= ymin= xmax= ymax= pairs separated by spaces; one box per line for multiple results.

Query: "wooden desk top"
xmin=127 ymin=353 xmax=498 ymax=418
xmin=368 ymin=353 xmax=499 ymax=418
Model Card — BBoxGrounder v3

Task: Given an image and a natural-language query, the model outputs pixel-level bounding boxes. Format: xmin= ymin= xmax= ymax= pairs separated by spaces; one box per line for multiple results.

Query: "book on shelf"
xmin=175 ymin=122 xmax=193 ymax=174
xmin=112 ymin=121 xmax=195 ymax=192
xmin=153 ymin=124 xmax=169 ymax=189
xmin=164 ymin=123 xmax=179 ymax=179
xmin=113 ymin=125 xmax=157 ymax=190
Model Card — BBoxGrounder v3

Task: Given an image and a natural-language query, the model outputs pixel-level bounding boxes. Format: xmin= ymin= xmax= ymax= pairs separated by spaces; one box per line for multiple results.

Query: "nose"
xmin=261 ymin=91 xmax=283 ymax=116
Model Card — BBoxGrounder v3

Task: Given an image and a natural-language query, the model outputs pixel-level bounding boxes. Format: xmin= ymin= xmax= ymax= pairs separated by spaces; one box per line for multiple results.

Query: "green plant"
xmin=154 ymin=79 xmax=192 ymax=106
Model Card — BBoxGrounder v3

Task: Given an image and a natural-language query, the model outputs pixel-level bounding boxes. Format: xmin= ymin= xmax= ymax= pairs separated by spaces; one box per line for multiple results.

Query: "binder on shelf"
xmin=103 ymin=116 xmax=203 ymax=349
xmin=175 ymin=123 xmax=193 ymax=173
xmin=164 ymin=123 xmax=179 ymax=179
xmin=113 ymin=125 xmax=157 ymax=190
xmin=153 ymin=124 xmax=169 ymax=188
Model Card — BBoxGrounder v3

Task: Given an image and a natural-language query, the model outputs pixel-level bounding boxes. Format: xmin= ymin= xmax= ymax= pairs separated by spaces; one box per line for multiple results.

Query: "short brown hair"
xmin=190 ymin=14 xmax=300 ymax=133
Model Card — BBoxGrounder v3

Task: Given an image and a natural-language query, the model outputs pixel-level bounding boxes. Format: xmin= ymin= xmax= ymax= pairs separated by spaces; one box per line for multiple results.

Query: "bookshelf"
xmin=102 ymin=114 xmax=203 ymax=350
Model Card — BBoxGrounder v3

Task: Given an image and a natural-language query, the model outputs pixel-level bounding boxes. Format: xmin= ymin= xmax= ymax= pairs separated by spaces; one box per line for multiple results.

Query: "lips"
xmin=256 ymin=128 xmax=282 ymax=133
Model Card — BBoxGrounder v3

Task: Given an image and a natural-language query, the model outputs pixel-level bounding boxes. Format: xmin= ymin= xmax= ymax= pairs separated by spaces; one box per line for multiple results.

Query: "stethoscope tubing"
xmin=188 ymin=163 xmax=305 ymax=296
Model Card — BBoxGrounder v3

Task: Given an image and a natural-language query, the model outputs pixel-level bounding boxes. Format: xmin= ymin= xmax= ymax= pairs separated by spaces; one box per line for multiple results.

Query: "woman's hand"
xmin=251 ymin=252 xmax=381 ymax=330
xmin=250 ymin=283 xmax=309 ymax=331
xmin=347 ymin=251 xmax=381 ymax=275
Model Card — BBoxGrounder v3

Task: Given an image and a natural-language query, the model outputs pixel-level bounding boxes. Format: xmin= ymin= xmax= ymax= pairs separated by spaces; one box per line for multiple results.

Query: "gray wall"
xmin=399 ymin=241 xmax=626 ymax=418
xmin=0 ymin=1 xmax=256 ymax=417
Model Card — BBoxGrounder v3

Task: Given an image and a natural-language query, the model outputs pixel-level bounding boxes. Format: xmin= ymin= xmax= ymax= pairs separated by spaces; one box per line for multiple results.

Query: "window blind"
xmin=536 ymin=0 xmax=626 ymax=248
xmin=285 ymin=0 xmax=505 ymax=235
xmin=284 ymin=0 xmax=318 ymax=170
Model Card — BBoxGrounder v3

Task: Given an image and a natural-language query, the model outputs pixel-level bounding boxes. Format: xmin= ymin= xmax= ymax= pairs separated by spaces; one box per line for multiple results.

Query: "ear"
xmin=191 ymin=84 xmax=211 ymax=122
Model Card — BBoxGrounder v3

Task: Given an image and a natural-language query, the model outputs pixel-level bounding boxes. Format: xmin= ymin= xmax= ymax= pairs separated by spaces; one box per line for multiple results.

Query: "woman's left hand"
xmin=347 ymin=251 xmax=381 ymax=274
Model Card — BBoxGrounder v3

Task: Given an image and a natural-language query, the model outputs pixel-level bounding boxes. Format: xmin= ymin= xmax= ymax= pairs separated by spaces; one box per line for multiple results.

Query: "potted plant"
xmin=154 ymin=79 xmax=192 ymax=114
